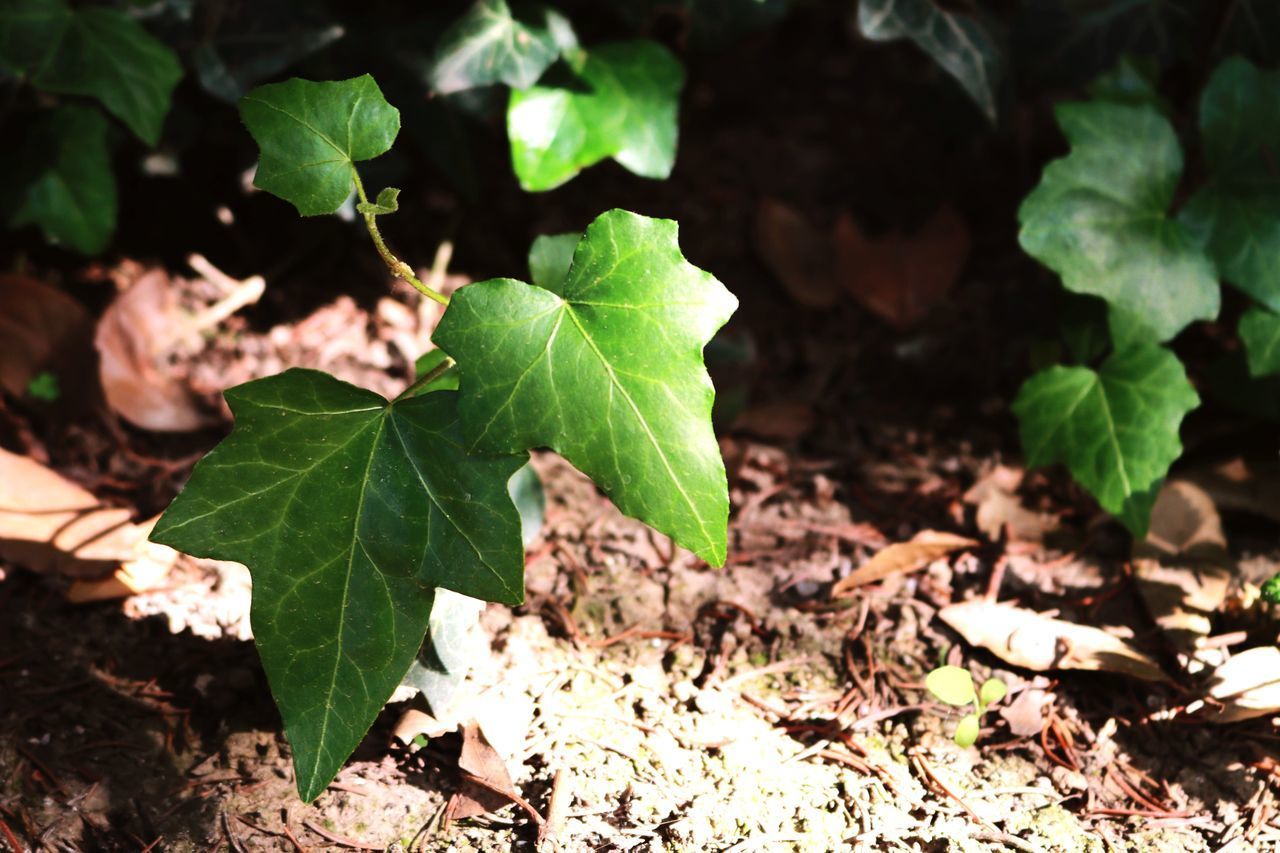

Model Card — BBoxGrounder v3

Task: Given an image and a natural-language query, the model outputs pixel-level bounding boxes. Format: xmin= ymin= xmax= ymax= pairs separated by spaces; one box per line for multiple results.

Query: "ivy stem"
xmin=395 ymin=355 xmax=455 ymax=403
xmin=351 ymin=169 xmax=449 ymax=306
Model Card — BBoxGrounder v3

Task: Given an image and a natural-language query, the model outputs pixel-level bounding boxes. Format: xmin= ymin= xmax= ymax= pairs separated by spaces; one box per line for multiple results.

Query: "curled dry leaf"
xmin=832 ymin=529 xmax=977 ymax=597
xmin=95 ymin=269 xmax=214 ymax=432
xmin=939 ymin=600 xmax=1169 ymax=683
xmin=0 ymin=274 xmax=93 ymax=401
xmin=999 ymin=677 xmax=1055 ymax=737
xmin=451 ymin=721 xmax=526 ymax=821
xmin=963 ymin=465 xmax=1058 ymax=544
xmin=1203 ymin=646 xmax=1280 ymax=723
xmin=833 ymin=204 xmax=970 ymax=330
xmin=1132 ymin=480 xmax=1232 ymax=657
xmin=0 ymin=447 xmax=175 ymax=581
xmin=754 ymin=199 xmax=841 ymax=308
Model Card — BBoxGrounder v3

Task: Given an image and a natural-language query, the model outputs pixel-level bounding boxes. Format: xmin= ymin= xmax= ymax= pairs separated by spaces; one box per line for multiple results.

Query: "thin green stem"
xmin=351 ymin=169 xmax=449 ymax=306
xmin=395 ymin=355 xmax=456 ymax=402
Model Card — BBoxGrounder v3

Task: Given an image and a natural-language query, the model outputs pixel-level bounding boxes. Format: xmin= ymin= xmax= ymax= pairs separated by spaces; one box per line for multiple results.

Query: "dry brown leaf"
xmin=65 ymin=540 xmax=177 ymax=602
xmin=1132 ymin=481 xmax=1232 ymax=656
xmin=939 ymin=600 xmax=1169 ymax=683
xmin=833 ymin=204 xmax=970 ymax=330
xmin=451 ymin=721 xmax=523 ymax=820
xmin=999 ymin=678 xmax=1054 ymax=737
xmin=95 ymin=269 xmax=214 ymax=432
xmin=963 ymin=465 xmax=1058 ymax=544
xmin=832 ymin=530 xmax=977 ymax=596
xmin=0 ymin=274 xmax=93 ymax=399
xmin=1183 ymin=456 xmax=1280 ymax=526
xmin=1203 ymin=646 xmax=1280 ymax=722
xmin=0 ymin=447 xmax=168 ymax=578
xmin=754 ymin=199 xmax=841 ymax=308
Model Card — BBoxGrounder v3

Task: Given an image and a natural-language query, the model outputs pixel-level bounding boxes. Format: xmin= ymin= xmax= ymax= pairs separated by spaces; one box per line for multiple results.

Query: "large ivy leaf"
xmin=507 ymin=41 xmax=683 ymax=192
xmin=1012 ymin=344 xmax=1198 ymax=536
xmin=1180 ymin=58 xmax=1280 ymax=312
xmin=1239 ymin=307 xmax=1280 ymax=378
xmin=430 ymin=0 xmax=574 ymax=94
xmin=150 ymin=370 xmax=527 ymax=800
xmin=239 ymin=75 xmax=400 ymax=216
xmin=9 ymin=106 xmax=115 ymax=254
xmin=434 ymin=210 xmax=737 ymax=565
xmin=1018 ymin=100 xmax=1219 ymax=342
xmin=0 ymin=0 xmax=181 ymax=145
xmin=857 ymin=0 xmax=1004 ymax=121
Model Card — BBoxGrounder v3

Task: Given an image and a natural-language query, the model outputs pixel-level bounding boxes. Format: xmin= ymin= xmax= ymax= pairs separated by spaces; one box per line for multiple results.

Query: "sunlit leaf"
xmin=435 ymin=210 xmax=737 ymax=565
xmin=1019 ymin=100 xmax=1218 ymax=341
xmin=1013 ymin=344 xmax=1198 ymax=536
xmin=1238 ymin=307 xmax=1280 ymax=378
xmin=954 ymin=712 xmax=980 ymax=747
xmin=978 ymin=677 xmax=1007 ymax=707
xmin=151 ymin=370 xmax=527 ymax=800
xmin=507 ymin=41 xmax=683 ymax=191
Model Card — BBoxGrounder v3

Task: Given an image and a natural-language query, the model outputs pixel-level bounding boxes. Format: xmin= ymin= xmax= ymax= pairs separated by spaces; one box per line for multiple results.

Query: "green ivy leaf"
xmin=1019 ymin=100 xmax=1219 ymax=342
xmin=435 ymin=209 xmax=737 ymax=565
xmin=356 ymin=186 xmax=400 ymax=217
xmin=1180 ymin=58 xmax=1280 ymax=312
xmin=150 ymin=370 xmax=527 ymax=801
xmin=431 ymin=0 xmax=574 ymax=94
xmin=1087 ymin=55 xmax=1164 ymax=110
xmin=1012 ymin=344 xmax=1199 ymax=536
xmin=1239 ymin=307 xmax=1280 ymax=378
xmin=925 ymin=665 xmax=976 ymax=707
xmin=954 ymin=712 xmax=981 ymax=747
xmin=401 ymin=589 xmax=487 ymax=716
xmin=857 ymin=0 xmax=1004 ymax=121
xmin=0 ymin=0 xmax=181 ymax=145
xmin=239 ymin=75 xmax=400 ymax=216
xmin=507 ymin=41 xmax=684 ymax=192
xmin=9 ymin=106 xmax=116 ymax=254
xmin=528 ymin=232 xmax=580 ymax=289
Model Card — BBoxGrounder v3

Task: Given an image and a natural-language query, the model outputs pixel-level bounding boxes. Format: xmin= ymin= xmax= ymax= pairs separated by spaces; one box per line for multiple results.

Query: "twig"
xmin=0 ymin=817 xmax=24 ymax=852
xmin=537 ymin=769 xmax=569 ymax=849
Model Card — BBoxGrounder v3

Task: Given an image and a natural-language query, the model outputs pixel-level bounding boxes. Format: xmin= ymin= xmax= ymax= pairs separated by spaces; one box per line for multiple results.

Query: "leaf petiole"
xmin=351 ymin=168 xmax=449 ymax=306
xmin=395 ymin=355 xmax=456 ymax=402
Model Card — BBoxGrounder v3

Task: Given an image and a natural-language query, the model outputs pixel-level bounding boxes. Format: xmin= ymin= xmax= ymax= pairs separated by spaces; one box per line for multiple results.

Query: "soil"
xmin=3 ymin=1 xmax=1280 ymax=851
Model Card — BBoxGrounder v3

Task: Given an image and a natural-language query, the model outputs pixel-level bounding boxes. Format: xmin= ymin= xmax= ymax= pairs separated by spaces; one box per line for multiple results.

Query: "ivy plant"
xmin=150 ymin=74 xmax=736 ymax=801
xmin=0 ymin=0 xmax=181 ymax=253
xmin=1015 ymin=56 xmax=1280 ymax=539
xmin=429 ymin=0 xmax=685 ymax=191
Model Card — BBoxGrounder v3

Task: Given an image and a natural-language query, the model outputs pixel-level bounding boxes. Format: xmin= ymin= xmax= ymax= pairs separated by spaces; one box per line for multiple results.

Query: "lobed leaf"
xmin=507 ymin=41 xmax=684 ymax=192
xmin=1019 ymin=100 xmax=1218 ymax=342
xmin=1012 ymin=344 xmax=1198 ymax=536
xmin=239 ymin=75 xmax=400 ymax=216
xmin=151 ymin=370 xmax=527 ymax=801
xmin=431 ymin=0 xmax=574 ymax=94
xmin=1180 ymin=57 xmax=1280 ymax=312
xmin=858 ymin=0 xmax=1004 ymax=121
xmin=9 ymin=106 xmax=116 ymax=254
xmin=434 ymin=210 xmax=737 ymax=565
xmin=0 ymin=0 xmax=181 ymax=145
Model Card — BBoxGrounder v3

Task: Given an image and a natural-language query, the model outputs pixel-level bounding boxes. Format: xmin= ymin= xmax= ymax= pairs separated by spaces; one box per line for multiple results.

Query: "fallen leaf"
xmin=1133 ymin=481 xmax=1232 ymax=656
xmin=963 ymin=465 xmax=1058 ymax=544
xmin=451 ymin=721 xmax=523 ymax=821
xmin=0 ymin=447 xmax=174 ymax=579
xmin=1203 ymin=646 xmax=1280 ymax=722
xmin=95 ymin=269 xmax=214 ymax=432
xmin=999 ymin=677 xmax=1054 ymax=737
xmin=1184 ymin=455 xmax=1280 ymax=527
xmin=0 ymin=274 xmax=93 ymax=401
xmin=939 ymin=600 xmax=1169 ymax=683
xmin=65 ymin=540 xmax=177 ymax=602
xmin=754 ymin=200 xmax=841 ymax=308
xmin=832 ymin=530 xmax=977 ymax=596
xmin=833 ymin=204 xmax=970 ymax=330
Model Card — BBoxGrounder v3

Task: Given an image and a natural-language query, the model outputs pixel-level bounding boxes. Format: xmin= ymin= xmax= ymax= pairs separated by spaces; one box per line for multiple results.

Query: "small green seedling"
xmin=925 ymin=665 xmax=1007 ymax=747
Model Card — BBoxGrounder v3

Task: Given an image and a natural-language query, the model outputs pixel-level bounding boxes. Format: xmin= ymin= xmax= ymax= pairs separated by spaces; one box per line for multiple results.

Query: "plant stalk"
xmin=351 ymin=170 xmax=449 ymax=305
xmin=395 ymin=355 xmax=456 ymax=402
